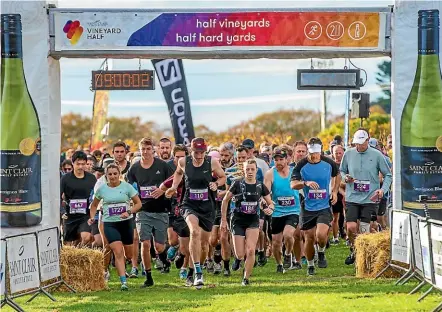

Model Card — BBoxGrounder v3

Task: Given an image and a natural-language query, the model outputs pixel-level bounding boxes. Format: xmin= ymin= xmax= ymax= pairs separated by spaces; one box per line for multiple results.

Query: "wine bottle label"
xmin=401 ymin=146 xmax=442 ymax=209
xmin=0 ymin=150 xmax=41 ymax=212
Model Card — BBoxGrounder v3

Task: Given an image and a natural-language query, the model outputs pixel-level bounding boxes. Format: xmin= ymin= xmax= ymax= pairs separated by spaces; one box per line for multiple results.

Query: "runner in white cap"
xmin=291 ymin=138 xmax=340 ymax=276
xmin=340 ymin=129 xmax=392 ymax=265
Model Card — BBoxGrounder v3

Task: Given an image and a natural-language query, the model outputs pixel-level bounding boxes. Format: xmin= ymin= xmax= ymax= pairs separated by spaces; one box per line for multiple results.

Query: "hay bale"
xmin=354 ymin=231 xmax=406 ymax=279
xmin=59 ymin=246 xmax=107 ymax=292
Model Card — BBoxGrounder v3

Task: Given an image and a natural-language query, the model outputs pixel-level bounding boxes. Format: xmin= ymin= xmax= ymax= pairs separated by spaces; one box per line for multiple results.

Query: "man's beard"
xmin=161 ymin=152 xmax=170 ymax=160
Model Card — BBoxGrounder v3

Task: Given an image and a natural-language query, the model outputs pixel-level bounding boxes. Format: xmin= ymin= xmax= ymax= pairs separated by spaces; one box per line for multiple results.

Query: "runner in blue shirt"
xmin=264 ymin=147 xmax=302 ymax=273
xmin=291 ymin=137 xmax=340 ymax=276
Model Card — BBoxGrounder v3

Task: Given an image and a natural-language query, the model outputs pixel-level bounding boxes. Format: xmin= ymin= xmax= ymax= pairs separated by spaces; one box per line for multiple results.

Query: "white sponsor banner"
xmin=392 ymin=0 xmax=442 ymax=213
xmin=431 ymin=223 xmax=442 ymax=289
xmin=419 ymin=219 xmax=433 ymax=281
xmin=37 ymin=228 xmax=60 ymax=282
xmin=391 ymin=211 xmax=411 ymax=264
xmin=410 ymin=214 xmax=423 ymax=274
xmin=1 ymin=240 xmax=6 ymax=295
xmin=1 ymin=1 xmax=61 ymax=237
xmin=52 ymin=10 xmax=386 ymax=52
xmin=7 ymin=234 xmax=40 ymax=294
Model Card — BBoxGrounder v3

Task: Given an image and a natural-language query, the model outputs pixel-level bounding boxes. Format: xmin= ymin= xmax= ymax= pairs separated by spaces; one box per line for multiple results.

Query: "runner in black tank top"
xmin=182 ymin=155 xmax=216 ymax=220
xmin=166 ymin=138 xmax=226 ymax=289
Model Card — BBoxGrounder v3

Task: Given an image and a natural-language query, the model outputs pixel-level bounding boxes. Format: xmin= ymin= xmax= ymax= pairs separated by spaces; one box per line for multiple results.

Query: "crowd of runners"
xmin=59 ymin=130 xmax=393 ymax=290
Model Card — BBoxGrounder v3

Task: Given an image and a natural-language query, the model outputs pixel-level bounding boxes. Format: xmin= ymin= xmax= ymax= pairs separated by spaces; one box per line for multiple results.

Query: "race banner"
xmin=151 ymin=59 xmax=195 ymax=145
xmin=90 ymin=90 xmax=110 ymax=151
xmin=37 ymin=228 xmax=60 ymax=282
xmin=1 ymin=240 xmax=6 ymax=295
xmin=53 ymin=11 xmax=386 ymax=52
xmin=7 ymin=234 xmax=40 ymax=294
xmin=391 ymin=210 xmax=411 ymax=264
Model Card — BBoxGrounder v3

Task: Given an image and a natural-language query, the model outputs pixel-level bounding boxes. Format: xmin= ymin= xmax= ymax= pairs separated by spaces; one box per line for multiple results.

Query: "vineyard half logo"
xmin=63 ymin=20 xmax=83 ymax=45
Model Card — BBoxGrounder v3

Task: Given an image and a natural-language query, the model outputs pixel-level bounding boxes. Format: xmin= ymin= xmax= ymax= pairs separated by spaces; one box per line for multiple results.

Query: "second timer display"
xmin=91 ymin=70 xmax=155 ymax=90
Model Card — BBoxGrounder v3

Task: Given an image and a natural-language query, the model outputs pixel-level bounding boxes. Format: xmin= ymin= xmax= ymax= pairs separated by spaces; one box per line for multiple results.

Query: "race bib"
xmin=308 ymin=190 xmax=327 ymax=200
xmin=69 ymin=199 xmax=87 ymax=214
xmin=354 ymin=180 xmax=370 ymax=192
xmin=240 ymin=201 xmax=258 ymax=214
xmin=108 ymin=203 xmax=128 ymax=216
xmin=277 ymin=196 xmax=295 ymax=206
xmin=189 ymin=188 xmax=209 ymax=201
xmin=140 ymin=186 xmax=157 ymax=199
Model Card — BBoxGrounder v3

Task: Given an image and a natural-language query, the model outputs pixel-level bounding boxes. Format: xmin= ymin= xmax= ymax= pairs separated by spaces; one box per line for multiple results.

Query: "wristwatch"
xmin=127 ymin=209 xmax=132 ymax=215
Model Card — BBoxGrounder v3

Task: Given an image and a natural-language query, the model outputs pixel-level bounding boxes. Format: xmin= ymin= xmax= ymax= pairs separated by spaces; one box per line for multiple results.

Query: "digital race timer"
xmin=91 ymin=70 xmax=155 ymax=90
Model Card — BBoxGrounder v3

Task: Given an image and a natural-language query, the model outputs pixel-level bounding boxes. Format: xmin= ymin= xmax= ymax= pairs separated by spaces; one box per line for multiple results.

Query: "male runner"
xmin=158 ymin=137 xmax=173 ymax=161
xmin=291 ymin=138 xmax=340 ymax=276
xmin=167 ymin=138 xmax=226 ymax=288
xmin=126 ymin=138 xmax=174 ymax=287
xmin=60 ymin=151 xmax=96 ymax=246
xmin=330 ymin=144 xmax=346 ymax=244
xmin=340 ymin=129 xmax=392 ymax=264
xmin=264 ymin=147 xmax=301 ymax=273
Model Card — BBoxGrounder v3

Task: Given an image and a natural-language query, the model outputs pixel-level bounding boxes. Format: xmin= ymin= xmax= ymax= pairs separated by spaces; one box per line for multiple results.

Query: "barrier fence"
xmin=377 ymin=208 xmax=442 ymax=312
xmin=2 ymin=212 xmax=442 ymax=311
xmin=0 ymin=227 xmax=75 ymax=312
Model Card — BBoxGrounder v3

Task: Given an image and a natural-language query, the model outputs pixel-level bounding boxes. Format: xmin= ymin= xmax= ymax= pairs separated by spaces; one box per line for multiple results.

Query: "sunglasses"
xmin=63 ymin=167 xmax=72 ymax=171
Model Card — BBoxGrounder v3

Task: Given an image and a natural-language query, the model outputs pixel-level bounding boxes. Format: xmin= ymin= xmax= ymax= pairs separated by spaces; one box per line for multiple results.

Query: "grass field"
xmin=5 ymin=243 xmax=442 ymax=312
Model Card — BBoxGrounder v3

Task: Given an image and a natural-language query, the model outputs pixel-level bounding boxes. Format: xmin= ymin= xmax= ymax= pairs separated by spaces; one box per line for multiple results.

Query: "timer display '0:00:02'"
xmin=92 ymin=71 xmax=154 ymax=90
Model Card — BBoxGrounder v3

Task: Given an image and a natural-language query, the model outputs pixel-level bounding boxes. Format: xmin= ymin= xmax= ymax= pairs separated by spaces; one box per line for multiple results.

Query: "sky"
xmin=56 ymin=0 xmax=393 ymax=131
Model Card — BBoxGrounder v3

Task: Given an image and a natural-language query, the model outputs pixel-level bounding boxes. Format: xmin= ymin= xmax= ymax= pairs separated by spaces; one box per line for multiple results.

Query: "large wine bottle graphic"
xmin=401 ymin=10 xmax=442 ymax=219
xmin=0 ymin=14 xmax=42 ymax=227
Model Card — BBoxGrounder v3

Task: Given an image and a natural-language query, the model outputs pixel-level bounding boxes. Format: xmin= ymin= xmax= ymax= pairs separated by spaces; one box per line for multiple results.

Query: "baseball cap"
xmin=242 ymin=139 xmax=255 ymax=149
xmin=273 ymin=148 xmax=287 ymax=159
xmin=208 ymin=150 xmax=221 ymax=159
xmin=258 ymin=153 xmax=270 ymax=163
xmin=352 ymin=130 xmax=369 ymax=145
xmin=191 ymin=137 xmax=208 ymax=151
xmin=369 ymin=138 xmax=378 ymax=148
xmin=307 ymin=137 xmax=323 ymax=153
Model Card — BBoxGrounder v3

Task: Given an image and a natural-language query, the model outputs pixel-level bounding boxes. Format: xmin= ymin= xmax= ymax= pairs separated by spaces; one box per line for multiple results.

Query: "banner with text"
xmin=391 ymin=210 xmax=411 ymax=264
xmin=431 ymin=223 xmax=442 ymax=289
xmin=37 ymin=228 xmax=60 ymax=282
xmin=420 ymin=219 xmax=433 ymax=281
xmin=410 ymin=214 xmax=424 ymax=275
xmin=7 ymin=234 xmax=40 ymax=294
xmin=53 ymin=11 xmax=386 ymax=52
xmin=152 ymin=59 xmax=195 ymax=145
xmin=393 ymin=1 xmax=442 ymax=218
xmin=1 ymin=1 xmax=60 ymax=236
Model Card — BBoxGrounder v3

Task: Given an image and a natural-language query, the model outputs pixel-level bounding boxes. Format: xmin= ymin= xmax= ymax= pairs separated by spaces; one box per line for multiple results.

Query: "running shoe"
xmin=206 ymin=260 xmax=214 ymax=273
xmin=257 ymin=251 xmax=267 ymax=267
xmin=276 ymin=264 xmax=285 ymax=274
xmin=129 ymin=267 xmax=139 ymax=278
xmin=292 ymin=262 xmax=302 ymax=270
xmin=104 ymin=270 xmax=110 ymax=282
xmin=179 ymin=268 xmax=187 ymax=279
xmin=194 ymin=273 xmax=204 ymax=288
xmin=185 ymin=275 xmax=194 ymax=287
xmin=317 ymin=252 xmax=328 ymax=268
xmin=154 ymin=257 xmax=163 ymax=270
xmin=175 ymin=253 xmax=185 ymax=269
xmin=141 ymin=275 xmax=154 ymax=288
xmin=120 ymin=283 xmax=129 ymax=291
xmin=232 ymin=258 xmax=241 ymax=271
xmin=213 ymin=263 xmax=222 ymax=275
xmin=283 ymin=254 xmax=292 ymax=269
xmin=241 ymin=278 xmax=250 ymax=286
xmin=307 ymin=266 xmax=315 ymax=276
xmin=223 ymin=269 xmax=231 ymax=277
xmin=167 ymin=246 xmax=178 ymax=261
xmin=345 ymin=251 xmax=355 ymax=265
